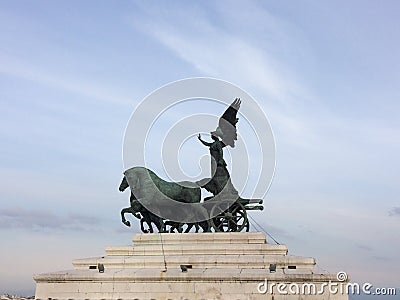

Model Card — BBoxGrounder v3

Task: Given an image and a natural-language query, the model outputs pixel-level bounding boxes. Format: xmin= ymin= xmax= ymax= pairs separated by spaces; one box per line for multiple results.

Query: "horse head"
xmin=123 ymin=167 xmax=142 ymax=190
xmin=119 ymin=176 xmax=129 ymax=192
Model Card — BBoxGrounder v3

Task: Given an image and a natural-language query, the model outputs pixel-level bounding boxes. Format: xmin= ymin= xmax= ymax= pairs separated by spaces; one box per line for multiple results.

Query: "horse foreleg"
xmin=121 ymin=207 xmax=133 ymax=227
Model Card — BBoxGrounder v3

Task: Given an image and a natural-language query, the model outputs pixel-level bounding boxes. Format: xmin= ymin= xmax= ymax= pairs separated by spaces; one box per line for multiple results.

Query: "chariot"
xmin=119 ymin=167 xmax=263 ymax=233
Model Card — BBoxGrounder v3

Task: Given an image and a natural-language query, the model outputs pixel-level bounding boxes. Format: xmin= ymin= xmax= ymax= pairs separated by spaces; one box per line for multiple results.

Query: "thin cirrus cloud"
xmin=356 ymin=244 xmax=373 ymax=251
xmin=126 ymin=2 xmax=321 ymax=161
xmin=0 ymin=207 xmax=101 ymax=231
xmin=388 ymin=207 xmax=400 ymax=217
xmin=126 ymin=1 xmax=400 ymax=166
xmin=0 ymin=52 xmax=132 ymax=107
xmin=127 ymin=2 xmax=310 ymax=107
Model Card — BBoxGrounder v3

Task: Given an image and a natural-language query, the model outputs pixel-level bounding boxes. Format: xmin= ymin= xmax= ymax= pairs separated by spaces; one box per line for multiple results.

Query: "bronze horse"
xmin=119 ymin=167 xmax=210 ymax=233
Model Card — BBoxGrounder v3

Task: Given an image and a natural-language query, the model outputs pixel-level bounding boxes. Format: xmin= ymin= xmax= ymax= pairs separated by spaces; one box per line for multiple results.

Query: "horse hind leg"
xmin=140 ymin=218 xmax=148 ymax=233
xmin=156 ymin=218 xmax=166 ymax=233
xmin=146 ymin=213 xmax=163 ymax=233
xmin=199 ymin=220 xmax=211 ymax=232
xmin=184 ymin=223 xmax=195 ymax=233
xmin=147 ymin=220 xmax=154 ymax=233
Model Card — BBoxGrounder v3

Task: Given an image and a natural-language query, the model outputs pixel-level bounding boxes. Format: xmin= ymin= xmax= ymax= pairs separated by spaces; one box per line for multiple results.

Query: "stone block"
xmin=220 ymin=282 xmax=247 ymax=294
xmin=194 ymin=281 xmax=222 ymax=294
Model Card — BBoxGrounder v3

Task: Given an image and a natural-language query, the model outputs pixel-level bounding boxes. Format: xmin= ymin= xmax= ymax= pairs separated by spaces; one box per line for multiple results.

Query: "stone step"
xmin=105 ymin=243 xmax=288 ymax=256
xmin=34 ymin=268 xmax=337 ymax=283
xmin=73 ymin=254 xmax=315 ymax=270
xmin=132 ymin=232 xmax=267 ymax=245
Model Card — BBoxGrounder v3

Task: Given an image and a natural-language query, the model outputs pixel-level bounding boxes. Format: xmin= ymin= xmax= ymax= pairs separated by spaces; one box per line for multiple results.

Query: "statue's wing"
xmin=217 ymin=98 xmax=241 ymax=147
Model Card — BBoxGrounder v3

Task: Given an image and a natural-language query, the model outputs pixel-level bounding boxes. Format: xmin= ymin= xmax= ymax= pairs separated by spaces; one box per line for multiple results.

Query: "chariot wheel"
xmin=210 ymin=201 xmax=249 ymax=232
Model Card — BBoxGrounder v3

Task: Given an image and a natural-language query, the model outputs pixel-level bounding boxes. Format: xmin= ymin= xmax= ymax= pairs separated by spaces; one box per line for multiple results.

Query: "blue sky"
xmin=1 ymin=0 xmax=399 ymax=296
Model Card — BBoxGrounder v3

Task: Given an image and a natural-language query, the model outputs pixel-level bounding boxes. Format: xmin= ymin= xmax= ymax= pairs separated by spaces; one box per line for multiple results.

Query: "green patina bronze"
xmin=119 ymin=98 xmax=263 ymax=233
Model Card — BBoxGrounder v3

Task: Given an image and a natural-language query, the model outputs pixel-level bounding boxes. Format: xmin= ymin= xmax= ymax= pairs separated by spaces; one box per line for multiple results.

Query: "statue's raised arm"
xmin=198 ymin=134 xmax=212 ymax=147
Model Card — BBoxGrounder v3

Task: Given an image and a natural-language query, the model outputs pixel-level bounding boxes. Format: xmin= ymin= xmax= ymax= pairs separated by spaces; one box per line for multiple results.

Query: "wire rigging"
xmin=248 ymin=214 xmax=281 ymax=245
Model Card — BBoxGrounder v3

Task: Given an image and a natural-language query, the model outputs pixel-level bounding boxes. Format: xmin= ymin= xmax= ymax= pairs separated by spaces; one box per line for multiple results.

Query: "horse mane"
xmin=125 ymin=167 xmax=162 ymax=190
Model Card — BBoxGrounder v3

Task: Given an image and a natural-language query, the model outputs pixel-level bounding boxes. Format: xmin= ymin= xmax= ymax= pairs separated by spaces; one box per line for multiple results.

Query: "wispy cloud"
xmin=126 ymin=1 xmax=400 ymax=160
xmin=251 ymin=216 xmax=295 ymax=242
xmin=388 ymin=207 xmax=400 ymax=217
xmin=127 ymin=1 xmax=312 ymax=107
xmin=371 ymin=255 xmax=391 ymax=262
xmin=356 ymin=244 xmax=373 ymax=251
xmin=125 ymin=1 xmax=325 ymax=162
xmin=0 ymin=52 xmax=132 ymax=106
xmin=0 ymin=207 xmax=101 ymax=232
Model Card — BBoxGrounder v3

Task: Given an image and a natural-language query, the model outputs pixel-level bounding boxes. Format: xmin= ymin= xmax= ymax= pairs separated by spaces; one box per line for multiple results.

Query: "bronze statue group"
xmin=119 ymin=98 xmax=263 ymax=233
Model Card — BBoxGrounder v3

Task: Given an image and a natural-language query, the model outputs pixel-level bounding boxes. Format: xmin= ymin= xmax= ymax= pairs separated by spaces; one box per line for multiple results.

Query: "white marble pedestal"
xmin=34 ymin=232 xmax=348 ymax=300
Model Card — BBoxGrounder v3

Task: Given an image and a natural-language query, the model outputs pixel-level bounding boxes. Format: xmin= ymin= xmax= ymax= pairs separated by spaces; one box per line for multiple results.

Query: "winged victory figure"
xmin=197 ymin=98 xmax=241 ymax=199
